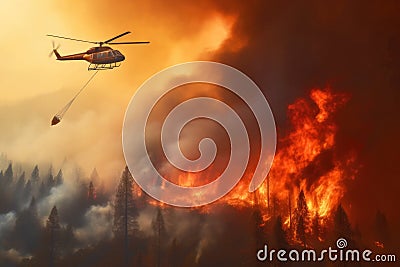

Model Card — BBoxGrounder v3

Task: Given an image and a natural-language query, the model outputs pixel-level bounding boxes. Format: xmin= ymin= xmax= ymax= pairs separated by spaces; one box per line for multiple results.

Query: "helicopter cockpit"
xmin=89 ymin=50 xmax=125 ymax=70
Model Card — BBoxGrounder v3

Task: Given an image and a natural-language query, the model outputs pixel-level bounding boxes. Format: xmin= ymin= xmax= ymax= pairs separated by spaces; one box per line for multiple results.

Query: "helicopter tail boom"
xmin=53 ymin=51 xmax=87 ymax=61
xmin=53 ymin=49 xmax=62 ymax=60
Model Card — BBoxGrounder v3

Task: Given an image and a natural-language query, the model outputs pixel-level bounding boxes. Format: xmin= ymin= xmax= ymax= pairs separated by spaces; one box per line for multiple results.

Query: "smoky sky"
xmin=117 ymin=0 xmax=400 ymax=230
xmin=1 ymin=0 xmax=399 ymax=241
xmin=207 ymin=0 xmax=400 ymax=231
xmin=50 ymin=0 xmax=400 ymax=230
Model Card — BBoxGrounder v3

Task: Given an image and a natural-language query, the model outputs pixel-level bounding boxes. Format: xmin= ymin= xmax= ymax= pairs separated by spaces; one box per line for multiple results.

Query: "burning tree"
xmin=210 ymin=88 xmax=358 ymax=246
xmin=252 ymin=191 xmax=267 ymax=250
xmin=311 ymin=211 xmax=323 ymax=246
xmin=292 ymin=190 xmax=310 ymax=247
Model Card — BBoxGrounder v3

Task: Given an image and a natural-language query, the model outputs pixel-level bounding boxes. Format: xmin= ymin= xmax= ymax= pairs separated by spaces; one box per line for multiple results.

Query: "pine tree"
xmin=39 ymin=181 xmax=47 ymax=198
xmin=21 ymin=180 xmax=32 ymax=204
xmin=293 ymin=190 xmax=309 ymax=247
xmin=333 ymin=204 xmax=352 ymax=242
xmin=91 ymin=168 xmax=109 ymax=203
xmin=273 ymin=216 xmax=288 ymax=249
xmin=88 ymin=181 xmax=96 ymax=205
xmin=47 ymin=205 xmax=61 ymax=233
xmin=374 ymin=210 xmax=390 ymax=245
xmin=29 ymin=196 xmax=37 ymax=215
xmin=13 ymin=197 xmax=41 ymax=253
xmin=270 ymin=194 xmax=279 ymax=219
xmin=297 ymin=215 xmax=307 ymax=247
xmin=0 ymin=164 xmax=13 ymax=213
xmin=62 ymin=224 xmax=76 ymax=256
xmin=55 ymin=169 xmax=63 ymax=186
xmin=15 ymin=171 xmax=26 ymax=193
xmin=353 ymin=224 xmax=362 ymax=246
xmin=4 ymin=163 xmax=13 ymax=186
xmin=46 ymin=206 xmax=61 ymax=267
xmin=31 ymin=165 xmax=40 ymax=186
xmin=46 ymin=166 xmax=54 ymax=191
xmin=312 ymin=212 xmax=321 ymax=241
xmin=252 ymin=190 xmax=265 ymax=246
xmin=113 ymin=166 xmax=139 ymax=267
xmin=132 ymin=178 xmax=146 ymax=209
xmin=113 ymin=166 xmax=139 ymax=237
xmin=152 ymin=207 xmax=166 ymax=267
xmin=168 ymin=238 xmax=179 ymax=267
xmin=13 ymin=172 xmax=26 ymax=209
xmin=90 ymin=168 xmax=99 ymax=184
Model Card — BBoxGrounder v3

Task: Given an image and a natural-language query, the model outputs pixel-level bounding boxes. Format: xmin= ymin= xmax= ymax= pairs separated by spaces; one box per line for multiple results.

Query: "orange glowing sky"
xmin=1 ymin=1 xmax=400 ymax=231
xmin=0 ymin=0 xmax=235 ymax=182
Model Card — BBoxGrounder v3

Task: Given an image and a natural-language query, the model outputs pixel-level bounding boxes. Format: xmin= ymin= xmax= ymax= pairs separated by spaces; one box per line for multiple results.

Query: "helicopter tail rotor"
xmin=49 ymin=40 xmax=61 ymax=58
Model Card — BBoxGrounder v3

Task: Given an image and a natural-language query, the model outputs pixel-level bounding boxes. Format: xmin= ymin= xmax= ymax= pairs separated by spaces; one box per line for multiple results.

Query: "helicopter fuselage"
xmin=53 ymin=46 xmax=125 ymax=64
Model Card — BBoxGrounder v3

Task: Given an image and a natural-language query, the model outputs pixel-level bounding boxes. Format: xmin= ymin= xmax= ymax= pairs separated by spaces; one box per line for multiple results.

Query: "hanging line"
xmin=51 ymin=70 xmax=99 ymax=126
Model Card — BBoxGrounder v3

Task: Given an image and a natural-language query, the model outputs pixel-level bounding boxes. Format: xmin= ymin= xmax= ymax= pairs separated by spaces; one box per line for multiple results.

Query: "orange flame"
xmin=223 ymin=88 xmax=357 ymax=224
xmin=134 ymin=88 xmax=358 ymax=229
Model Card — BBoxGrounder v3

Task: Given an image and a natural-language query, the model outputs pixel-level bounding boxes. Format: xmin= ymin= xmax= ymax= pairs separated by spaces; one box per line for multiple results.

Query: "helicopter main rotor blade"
xmin=103 ymin=31 xmax=131 ymax=44
xmin=108 ymin=41 xmax=150 ymax=45
xmin=47 ymin=34 xmax=98 ymax=44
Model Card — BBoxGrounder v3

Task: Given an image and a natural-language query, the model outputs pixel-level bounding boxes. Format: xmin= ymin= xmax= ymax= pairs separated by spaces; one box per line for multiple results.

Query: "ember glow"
xmin=375 ymin=241 xmax=385 ymax=249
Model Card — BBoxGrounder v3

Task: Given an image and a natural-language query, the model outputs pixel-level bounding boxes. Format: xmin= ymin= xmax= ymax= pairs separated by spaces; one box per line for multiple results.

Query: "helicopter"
xmin=47 ymin=31 xmax=149 ymax=70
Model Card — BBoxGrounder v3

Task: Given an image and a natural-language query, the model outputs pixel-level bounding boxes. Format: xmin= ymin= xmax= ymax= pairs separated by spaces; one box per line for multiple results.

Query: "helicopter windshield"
xmin=114 ymin=50 xmax=123 ymax=56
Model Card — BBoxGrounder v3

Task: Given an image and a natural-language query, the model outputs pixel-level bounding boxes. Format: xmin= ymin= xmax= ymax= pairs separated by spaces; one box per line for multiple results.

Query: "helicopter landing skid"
xmin=88 ymin=62 xmax=121 ymax=71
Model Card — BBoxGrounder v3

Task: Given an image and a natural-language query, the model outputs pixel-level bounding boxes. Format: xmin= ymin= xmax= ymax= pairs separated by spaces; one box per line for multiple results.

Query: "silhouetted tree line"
xmin=0 ymin=160 xmax=396 ymax=267
xmin=0 ymin=163 xmax=63 ymax=214
xmin=0 ymin=161 xmax=108 ymax=267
